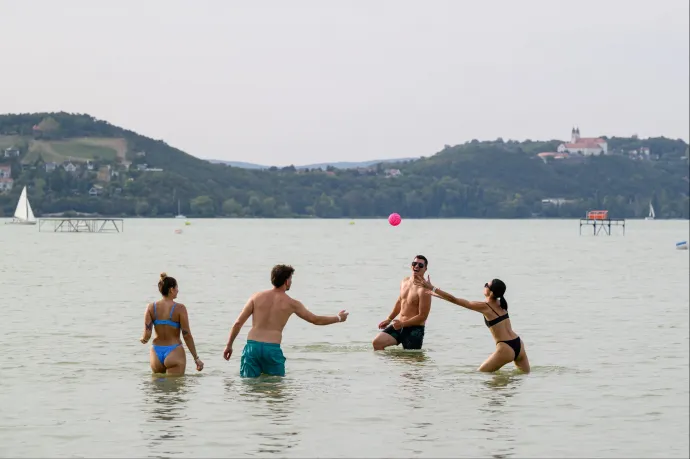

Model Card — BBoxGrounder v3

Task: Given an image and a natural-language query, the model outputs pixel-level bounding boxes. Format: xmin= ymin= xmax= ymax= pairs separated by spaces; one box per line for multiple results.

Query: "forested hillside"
xmin=0 ymin=112 xmax=687 ymax=219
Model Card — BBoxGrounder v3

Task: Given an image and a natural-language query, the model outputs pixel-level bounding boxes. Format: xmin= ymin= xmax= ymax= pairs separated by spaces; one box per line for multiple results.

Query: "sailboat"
xmin=174 ymin=199 xmax=186 ymax=219
xmin=645 ymin=201 xmax=655 ymax=220
xmin=5 ymin=186 xmax=37 ymax=225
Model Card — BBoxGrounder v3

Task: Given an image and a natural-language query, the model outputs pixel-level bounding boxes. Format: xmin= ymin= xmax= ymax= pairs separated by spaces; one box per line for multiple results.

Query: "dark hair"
xmin=488 ymin=278 xmax=508 ymax=310
xmin=271 ymin=264 xmax=295 ymax=288
xmin=158 ymin=272 xmax=177 ymax=296
xmin=414 ymin=255 xmax=429 ymax=266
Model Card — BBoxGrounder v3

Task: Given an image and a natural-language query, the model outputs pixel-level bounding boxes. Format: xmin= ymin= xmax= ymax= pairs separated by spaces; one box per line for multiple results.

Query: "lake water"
xmin=1 ymin=218 xmax=688 ymax=458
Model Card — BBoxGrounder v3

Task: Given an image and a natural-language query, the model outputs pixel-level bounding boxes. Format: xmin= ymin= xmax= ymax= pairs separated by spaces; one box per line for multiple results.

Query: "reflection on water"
xmin=140 ymin=375 xmax=193 ymax=456
xmin=378 ymin=348 xmax=432 ymax=369
xmin=386 ymin=349 xmax=431 ymax=364
xmin=480 ymin=370 xmax=525 ymax=411
xmin=474 ymin=372 xmax=525 ymax=459
xmin=484 ymin=371 xmax=524 ymax=391
xmin=224 ymin=376 xmax=300 ymax=456
xmin=389 ymin=351 xmax=436 ymax=452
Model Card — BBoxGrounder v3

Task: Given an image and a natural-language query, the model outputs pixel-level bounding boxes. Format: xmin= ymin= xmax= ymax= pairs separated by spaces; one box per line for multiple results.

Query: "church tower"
xmin=571 ymin=126 xmax=581 ymax=143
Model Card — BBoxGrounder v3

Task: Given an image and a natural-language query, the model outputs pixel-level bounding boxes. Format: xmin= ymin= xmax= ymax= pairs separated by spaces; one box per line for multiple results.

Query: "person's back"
xmin=247 ymin=289 xmax=296 ymax=344
xmin=151 ymin=301 xmax=177 ymax=339
xmin=223 ymin=264 xmax=348 ymax=378
xmin=139 ymin=273 xmax=203 ymax=375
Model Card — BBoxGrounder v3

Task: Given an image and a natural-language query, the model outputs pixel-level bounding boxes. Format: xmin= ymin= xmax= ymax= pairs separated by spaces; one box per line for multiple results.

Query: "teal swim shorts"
xmin=240 ymin=340 xmax=286 ymax=378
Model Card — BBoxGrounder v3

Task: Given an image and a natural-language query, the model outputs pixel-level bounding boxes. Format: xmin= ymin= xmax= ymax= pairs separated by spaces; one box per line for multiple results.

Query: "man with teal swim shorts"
xmin=223 ymin=264 xmax=349 ymax=377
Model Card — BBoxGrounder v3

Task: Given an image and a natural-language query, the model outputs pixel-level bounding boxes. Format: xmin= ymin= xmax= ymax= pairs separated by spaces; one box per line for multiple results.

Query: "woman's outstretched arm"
xmin=413 ymin=275 xmax=488 ymax=312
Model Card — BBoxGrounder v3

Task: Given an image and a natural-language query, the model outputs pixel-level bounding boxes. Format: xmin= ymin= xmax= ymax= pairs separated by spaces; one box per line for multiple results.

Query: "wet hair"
xmin=158 ymin=272 xmax=177 ymax=296
xmin=488 ymin=278 xmax=508 ymax=310
xmin=271 ymin=264 xmax=295 ymax=288
xmin=414 ymin=255 xmax=428 ymax=266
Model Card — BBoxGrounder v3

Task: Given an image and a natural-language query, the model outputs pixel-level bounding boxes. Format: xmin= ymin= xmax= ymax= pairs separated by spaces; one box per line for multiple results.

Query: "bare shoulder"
xmin=416 ymin=285 xmax=432 ymax=297
xmin=252 ymin=290 xmax=271 ymax=301
xmin=468 ymin=300 xmax=490 ymax=312
xmin=289 ymin=297 xmax=304 ymax=310
xmin=175 ymin=302 xmax=188 ymax=312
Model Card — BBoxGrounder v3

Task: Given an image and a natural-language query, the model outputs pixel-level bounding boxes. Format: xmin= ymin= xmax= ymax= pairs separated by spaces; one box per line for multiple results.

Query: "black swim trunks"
xmin=382 ymin=325 xmax=425 ymax=350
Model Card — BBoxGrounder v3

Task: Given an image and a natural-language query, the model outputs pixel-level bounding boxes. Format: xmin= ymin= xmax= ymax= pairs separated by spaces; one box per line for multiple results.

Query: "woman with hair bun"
xmin=140 ymin=273 xmax=204 ymax=375
xmin=413 ymin=275 xmax=530 ymax=373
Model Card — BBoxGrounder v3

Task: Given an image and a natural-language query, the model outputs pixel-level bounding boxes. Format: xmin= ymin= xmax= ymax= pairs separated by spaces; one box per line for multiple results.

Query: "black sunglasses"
xmin=411 ymin=261 xmax=425 ymax=268
xmin=484 ymin=283 xmax=491 ymax=289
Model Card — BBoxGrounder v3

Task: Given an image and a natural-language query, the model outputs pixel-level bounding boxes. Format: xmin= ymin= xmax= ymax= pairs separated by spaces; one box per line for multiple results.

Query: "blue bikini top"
xmin=152 ymin=301 xmax=180 ymax=328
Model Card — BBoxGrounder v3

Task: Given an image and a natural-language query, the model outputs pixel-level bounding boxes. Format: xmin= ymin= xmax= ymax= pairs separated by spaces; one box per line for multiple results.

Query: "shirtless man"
xmin=223 ymin=264 xmax=349 ymax=377
xmin=372 ymin=255 xmax=432 ymax=351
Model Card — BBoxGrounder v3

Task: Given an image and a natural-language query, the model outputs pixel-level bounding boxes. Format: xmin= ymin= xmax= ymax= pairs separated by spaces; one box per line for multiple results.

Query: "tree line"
xmin=0 ymin=112 xmax=688 ymax=219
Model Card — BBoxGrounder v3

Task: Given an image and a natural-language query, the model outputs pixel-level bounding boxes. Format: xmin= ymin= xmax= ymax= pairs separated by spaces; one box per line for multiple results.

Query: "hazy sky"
xmin=1 ymin=0 xmax=688 ymax=166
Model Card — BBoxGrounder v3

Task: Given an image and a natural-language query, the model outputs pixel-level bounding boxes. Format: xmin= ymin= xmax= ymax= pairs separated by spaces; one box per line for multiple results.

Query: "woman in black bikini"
xmin=413 ymin=275 xmax=530 ymax=373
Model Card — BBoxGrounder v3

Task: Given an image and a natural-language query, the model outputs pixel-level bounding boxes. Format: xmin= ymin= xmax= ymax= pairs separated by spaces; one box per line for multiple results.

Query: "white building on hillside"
xmin=557 ymin=126 xmax=608 ymax=156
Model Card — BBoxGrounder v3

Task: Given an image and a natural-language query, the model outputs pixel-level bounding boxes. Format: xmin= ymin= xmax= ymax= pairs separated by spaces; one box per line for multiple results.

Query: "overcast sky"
xmin=1 ymin=0 xmax=688 ymax=166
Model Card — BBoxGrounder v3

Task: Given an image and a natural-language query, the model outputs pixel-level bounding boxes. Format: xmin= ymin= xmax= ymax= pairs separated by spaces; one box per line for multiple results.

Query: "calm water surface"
xmin=1 ymin=218 xmax=688 ymax=458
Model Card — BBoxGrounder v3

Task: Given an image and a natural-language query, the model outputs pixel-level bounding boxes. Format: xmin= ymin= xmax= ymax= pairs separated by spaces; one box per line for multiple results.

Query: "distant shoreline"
xmin=2 ymin=113 xmax=688 ymax=220
xmin=3 ymin=215 xmax=687 ymax=221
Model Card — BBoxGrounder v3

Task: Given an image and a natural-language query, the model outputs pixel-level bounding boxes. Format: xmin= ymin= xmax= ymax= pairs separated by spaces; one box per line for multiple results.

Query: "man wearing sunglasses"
xmin=372 ymin=255 xmax=432 ymax=351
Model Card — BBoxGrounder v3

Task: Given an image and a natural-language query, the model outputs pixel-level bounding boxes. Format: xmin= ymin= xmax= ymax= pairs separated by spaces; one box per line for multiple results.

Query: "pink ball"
xmin=388 ymin=213 xmax=402 ymax=226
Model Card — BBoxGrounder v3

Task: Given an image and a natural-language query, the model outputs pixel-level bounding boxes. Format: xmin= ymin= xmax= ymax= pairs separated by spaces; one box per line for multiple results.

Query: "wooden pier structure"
xmin=38 ymin=217 xmax=124 ymax=233
xmin=579 ymin=210 xmax=625 ymax=236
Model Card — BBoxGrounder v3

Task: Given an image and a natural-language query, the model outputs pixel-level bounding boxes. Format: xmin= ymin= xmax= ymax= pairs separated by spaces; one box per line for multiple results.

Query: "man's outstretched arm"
xmin=293 ymin=300 xmax=348 ymax=325
xmin=223 ymin=297 xmax=254 ymax=359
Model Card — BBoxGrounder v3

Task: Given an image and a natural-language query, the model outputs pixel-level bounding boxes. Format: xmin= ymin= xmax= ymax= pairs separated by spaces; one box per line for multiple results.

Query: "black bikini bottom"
xmin=498 ymin=336 xmax=521 ymax=360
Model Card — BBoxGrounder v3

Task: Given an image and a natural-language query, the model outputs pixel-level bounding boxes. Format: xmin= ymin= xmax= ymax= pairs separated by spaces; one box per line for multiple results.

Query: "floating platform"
xmin=579 ymin=210 xmax=625 ymax=236
xmin=38 ymin=218 xmax=124 ymax=233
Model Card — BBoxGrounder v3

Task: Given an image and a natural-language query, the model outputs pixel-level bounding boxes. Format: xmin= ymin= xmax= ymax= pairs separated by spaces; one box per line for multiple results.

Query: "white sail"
xmin=648 ymin=202 xmax=655 ymax=219
xmin=175 ymin=199 xmax=186 ymax=218
xmin=13 ymin=186 xmax=36 ymax=223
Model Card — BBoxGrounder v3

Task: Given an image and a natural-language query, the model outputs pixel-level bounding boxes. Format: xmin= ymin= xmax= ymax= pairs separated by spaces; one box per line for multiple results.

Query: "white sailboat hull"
xmin=5 ymin=218 xmax=37 ymax=225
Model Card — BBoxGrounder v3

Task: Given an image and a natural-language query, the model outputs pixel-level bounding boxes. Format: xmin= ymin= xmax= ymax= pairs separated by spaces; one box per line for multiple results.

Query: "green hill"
xmin=0 ymin=112 xmax=687 ymax=219
xmin=16 ymin=137 xmax=124 ymax=163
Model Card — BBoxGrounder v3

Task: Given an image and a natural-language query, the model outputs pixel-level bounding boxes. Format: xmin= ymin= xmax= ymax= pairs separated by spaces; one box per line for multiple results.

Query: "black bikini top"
xmin=483 ymin=301 xmax=509 ymax=328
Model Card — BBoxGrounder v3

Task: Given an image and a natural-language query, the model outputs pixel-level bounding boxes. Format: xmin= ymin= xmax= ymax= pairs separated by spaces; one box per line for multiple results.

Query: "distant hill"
xmin=0 ymin=112 xmax=226 ymax=182
xmin=206 ymin=157 xmax=419 ymax=170
xmin=206 ymin=160 xmax=268 ymax=169
xmin=0 ymin=112 xmax=687 ymax=220
xmin=0 ymin=135 xmax=124 ymax=163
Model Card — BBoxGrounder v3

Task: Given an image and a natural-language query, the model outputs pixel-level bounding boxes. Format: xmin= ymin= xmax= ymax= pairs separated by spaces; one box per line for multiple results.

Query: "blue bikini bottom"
xmin=152 ymin=343 xmax=181 ymax=366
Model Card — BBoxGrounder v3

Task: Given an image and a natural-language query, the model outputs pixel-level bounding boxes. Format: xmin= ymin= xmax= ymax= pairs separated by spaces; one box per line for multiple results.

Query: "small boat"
xmin=5 ymin=186 xmax=37 ymax=225
xmin=174 ymin=199 xmax=186 ymax=219
xmin=676 ymin=241 xmax=688 ymax=250
xmin=645 ymin=201 xmax=655 ymax=220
